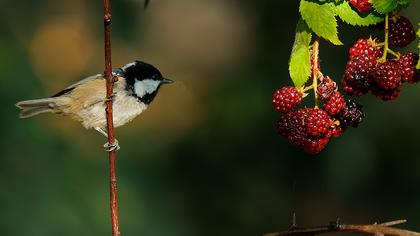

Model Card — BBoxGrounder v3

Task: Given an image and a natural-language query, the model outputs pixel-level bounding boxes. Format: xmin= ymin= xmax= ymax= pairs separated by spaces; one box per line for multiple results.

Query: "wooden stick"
xmin=103 ymin=1 xmax=120 ymax=236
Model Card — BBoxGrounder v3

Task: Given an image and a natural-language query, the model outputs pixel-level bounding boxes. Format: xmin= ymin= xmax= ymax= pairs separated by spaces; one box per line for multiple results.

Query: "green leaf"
xmin=371 ymin=0 xmax=398 ymax=14
xmin=289 ymin=20 xmax=312 ymax=87
xmin=299 ymin=0 xmax=342 ymax=45
xmin=335 ymin=1 xmax=384 ymax=26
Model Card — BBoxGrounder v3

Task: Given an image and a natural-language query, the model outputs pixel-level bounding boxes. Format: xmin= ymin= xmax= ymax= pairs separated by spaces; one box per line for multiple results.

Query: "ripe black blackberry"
xmin=338 ymin=99 xmax=364 ymax=128
xmin=277 ymin=112 xmax=308 ymax=146
xmin=287 ymin=126 xmax=308 ymax=147
xmin=277 ymin=112 xmax=301 ymax=137
xmin=371 ymin=85 xmax=401 ymax=101
xmin=398 ymin=53 xmax=419 ymax=83
xmin=389 ymin=15 xmax=416 ymax=48
xmin=305 ymin=108 xmax=331 ymax=137
xmin=342 ymin=54 xmax=376 ymax=95
xmin=349 ymin=38 xmax=382 ymax=59
xmin=342 ymin=77 xmax=368 ymax=96
xmin=349 ymin=0 xmax=372 ymax=12
xmin=272 ymin=86 xmax=302 ymax=113
xmin=317 ymin=76 xmax=337 ymax=100
xmin=324 ymin=91 xmax=345 ymax=116
xmin=373 ymin=61 xmax=402 ymax=90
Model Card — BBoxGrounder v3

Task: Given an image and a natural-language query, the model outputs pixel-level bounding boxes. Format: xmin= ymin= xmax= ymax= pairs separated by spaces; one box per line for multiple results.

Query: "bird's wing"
xmin=52 ymin=74 xmax=104 ymax=97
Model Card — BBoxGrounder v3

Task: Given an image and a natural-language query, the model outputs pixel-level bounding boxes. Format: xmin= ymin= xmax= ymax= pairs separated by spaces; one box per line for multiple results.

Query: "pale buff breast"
xmin=55 ymin=78 xmax=147 ymax=129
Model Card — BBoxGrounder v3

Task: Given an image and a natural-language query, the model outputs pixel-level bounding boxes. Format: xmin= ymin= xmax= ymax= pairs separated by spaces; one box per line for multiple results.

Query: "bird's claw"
xmin=105 ymin=93 xmax=117 ymax=102
xmin=104 ymin=139 xmax=120 ymax=152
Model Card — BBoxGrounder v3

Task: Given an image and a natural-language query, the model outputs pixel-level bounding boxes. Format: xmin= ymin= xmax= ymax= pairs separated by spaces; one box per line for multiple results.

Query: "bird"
xmin=15 ymin=60 xmax=173 ymax=151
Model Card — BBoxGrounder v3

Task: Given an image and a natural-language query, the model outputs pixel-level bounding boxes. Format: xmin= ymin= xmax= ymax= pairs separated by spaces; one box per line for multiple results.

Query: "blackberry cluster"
xmin=273 ymin=86 xmax=364 ymax=154
xmin=342 ymin=34 xmax=419 ymax=101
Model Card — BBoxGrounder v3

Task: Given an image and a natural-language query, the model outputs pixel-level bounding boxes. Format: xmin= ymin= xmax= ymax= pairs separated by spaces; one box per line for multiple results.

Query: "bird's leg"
xmin=94 ymin=127 xmax=120 ymax=151
xmin=104 ymin=92 xmax=117 ymax=102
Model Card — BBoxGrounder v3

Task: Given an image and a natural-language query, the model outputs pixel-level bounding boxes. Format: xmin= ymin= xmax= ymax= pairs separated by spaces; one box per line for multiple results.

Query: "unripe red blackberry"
xmin=305 ymin=108 xmax=331 ymax=137
xmin=373 ymin=61 xmax=402 ymax=90
xmin=342 ymin=54 xmax=376 ymax=95
xmin=317 ymin=76 xmax=337 ymax=100
xmin=398 ymin=53 xmax=419 ymax=83
xmin=330 ymin=125 xmax=345 ymax=138
xmin=324 ymin=91 xmax=345 ymax=116
xmin=272 ymin=86 xmax=302 ymax=113
xmin=349 ymin=38 xmax=382 ymax=59
xmin=371 ymin=85 xmax=401 ymax=101
xmin=338 ymin=99 xmax=364 ymax=128
xmin=389 ymin=15 xmax=416 ymax=48
xmin=349 ymin=0 xmax=372 ymax=12
xmin=303 ymin=136 xmax=330 ymax=154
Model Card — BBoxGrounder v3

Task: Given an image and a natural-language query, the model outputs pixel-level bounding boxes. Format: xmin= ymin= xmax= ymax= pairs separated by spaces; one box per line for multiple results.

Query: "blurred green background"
xmin=1 ymin=0 xmax=420 ymax=235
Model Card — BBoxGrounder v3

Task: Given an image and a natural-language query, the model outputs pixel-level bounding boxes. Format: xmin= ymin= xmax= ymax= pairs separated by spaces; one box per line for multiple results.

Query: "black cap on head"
xmin=122 ymin=60 xmax=163 ymax=83
xmin=121 ymin=61 xmax=173 ymax=104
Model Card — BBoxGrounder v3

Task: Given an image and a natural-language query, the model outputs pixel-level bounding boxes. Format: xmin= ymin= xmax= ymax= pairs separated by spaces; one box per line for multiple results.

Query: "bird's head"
xmin=119 ymin=60 xmax=173 ymax=104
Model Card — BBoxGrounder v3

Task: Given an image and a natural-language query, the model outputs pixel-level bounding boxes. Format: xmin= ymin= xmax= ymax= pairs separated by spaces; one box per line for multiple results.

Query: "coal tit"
xmin=16 ymin=60 xmax=173 ymax=150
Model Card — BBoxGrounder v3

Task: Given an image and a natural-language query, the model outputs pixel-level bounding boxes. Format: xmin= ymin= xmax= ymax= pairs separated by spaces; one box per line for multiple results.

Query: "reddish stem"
xmin=104 ymin=0 xmax=120 ymax=236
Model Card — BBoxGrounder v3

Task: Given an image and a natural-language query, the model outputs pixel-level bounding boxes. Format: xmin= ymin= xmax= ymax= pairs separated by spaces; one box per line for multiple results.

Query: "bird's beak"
xmin=161 ymin=78 xmax=174 ymax=84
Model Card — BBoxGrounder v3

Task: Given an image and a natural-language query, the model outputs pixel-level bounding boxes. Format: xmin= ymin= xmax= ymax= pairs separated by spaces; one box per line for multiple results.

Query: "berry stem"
xmin=302 ymin=85 xmax=314 ymax=92
xmin=386 ymin=48 xmax=400 ymax=59
xmin=312 ymin=39 xmax=320 ymax=108
xmin=378 ymin=14 xmax=389 ymax=63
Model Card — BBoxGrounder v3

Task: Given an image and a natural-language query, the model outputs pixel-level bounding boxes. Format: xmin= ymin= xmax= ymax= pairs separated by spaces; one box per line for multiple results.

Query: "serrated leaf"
xmin=289 ymin=20 xmax=312 ymax=87
xmin=371 ymin=0 xmax=398 ymax=14
xmin=289 ymin=47 xmax=311 ymax=86
xmin=291 ymin=19 xmax=312 ymax=53
xmin=300 ymin=0 xmax=342 ymax=45
xmin=335 ymin=1 xmax=384 ymax=26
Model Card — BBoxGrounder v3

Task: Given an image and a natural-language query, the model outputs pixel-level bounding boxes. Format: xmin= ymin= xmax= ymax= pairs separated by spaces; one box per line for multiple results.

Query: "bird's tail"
xmin=15 ymin=98 xmax=56 ymax=118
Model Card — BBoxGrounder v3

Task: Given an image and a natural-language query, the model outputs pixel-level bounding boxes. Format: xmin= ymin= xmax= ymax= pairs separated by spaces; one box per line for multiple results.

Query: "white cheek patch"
xmin=134 ymin=79 xmax=160 ymax=97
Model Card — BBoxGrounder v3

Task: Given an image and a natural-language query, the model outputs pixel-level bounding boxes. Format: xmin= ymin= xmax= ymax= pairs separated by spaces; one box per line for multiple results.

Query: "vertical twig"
xmin=104 ymin=1 xmax=121 ymax=236
xmin=311 ymin=39 xmax=320 ymax=108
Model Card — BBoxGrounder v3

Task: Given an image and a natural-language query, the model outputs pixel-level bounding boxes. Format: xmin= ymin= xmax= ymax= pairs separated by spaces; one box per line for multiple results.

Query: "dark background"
xmin=0 ymin=0 xmax=419 ymax=235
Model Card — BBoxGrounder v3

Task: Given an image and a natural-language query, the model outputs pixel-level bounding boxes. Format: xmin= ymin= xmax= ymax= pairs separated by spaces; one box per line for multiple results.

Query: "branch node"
xmin=105 ymin=13 xmax=112 ymax=24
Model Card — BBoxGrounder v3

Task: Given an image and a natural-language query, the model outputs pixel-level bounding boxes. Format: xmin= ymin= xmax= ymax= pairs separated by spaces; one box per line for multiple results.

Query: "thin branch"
xmin=104 ymin=0 xmax=121 ymax=236
xmin=311 ymin=39 xmax=320 ymax=108
xmin=264 ymin=219 xmax=420 ymax=236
